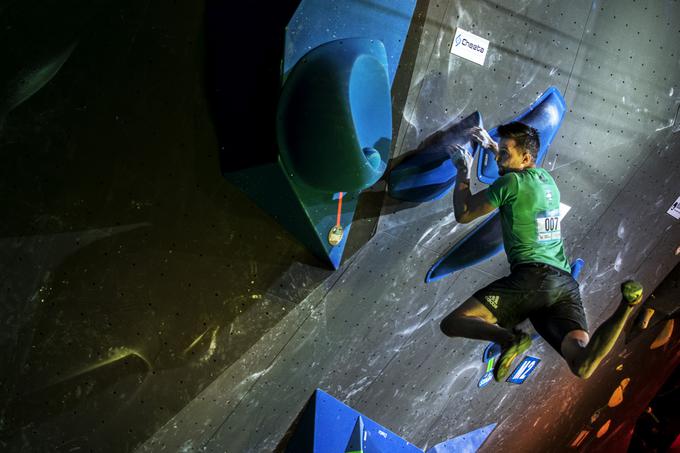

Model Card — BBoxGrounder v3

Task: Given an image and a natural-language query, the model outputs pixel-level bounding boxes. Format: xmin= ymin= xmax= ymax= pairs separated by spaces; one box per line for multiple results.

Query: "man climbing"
xmin=440 ymin=122 xmax=643 ymax=381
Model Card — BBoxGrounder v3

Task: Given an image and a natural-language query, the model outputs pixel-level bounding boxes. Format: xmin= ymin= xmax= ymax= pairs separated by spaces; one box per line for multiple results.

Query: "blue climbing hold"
xmin=388 ymin=112 xmax=482 ymax=202
xmin=426 ymin=87 xmax=568 ymax=281
xmin=426 ymin=212 xmax=503 ymax=282
xmin=477 ymin=86 xmax=566 ymax=185
xmin=570 ymin=258 xmax=585 ymax=280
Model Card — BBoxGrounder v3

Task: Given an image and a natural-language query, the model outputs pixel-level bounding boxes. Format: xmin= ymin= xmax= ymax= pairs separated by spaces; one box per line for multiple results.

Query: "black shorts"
xmin=474 ymin=262 xmax=588 ymax=355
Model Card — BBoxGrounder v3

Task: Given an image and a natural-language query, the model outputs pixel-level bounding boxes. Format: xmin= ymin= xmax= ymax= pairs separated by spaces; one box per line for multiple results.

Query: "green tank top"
xmin=485 ymin=167 xmax=571 ymax=273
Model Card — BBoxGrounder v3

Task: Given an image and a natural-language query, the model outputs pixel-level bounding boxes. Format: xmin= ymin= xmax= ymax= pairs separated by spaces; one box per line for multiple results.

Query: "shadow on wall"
xmin=0 ymin=0 xmax=338 ymax=450
xmin=342 ymin=0 xmax=431 ymax=224
xmin=204 ymin=0 xmax=303 ymax=173
xmin=0 ymin=0 xmax=101 ymax=130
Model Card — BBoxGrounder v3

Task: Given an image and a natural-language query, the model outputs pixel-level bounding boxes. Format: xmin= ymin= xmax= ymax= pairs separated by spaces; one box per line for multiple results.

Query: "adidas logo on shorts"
xmin=486 ymin=295 xmax=500 ymax=309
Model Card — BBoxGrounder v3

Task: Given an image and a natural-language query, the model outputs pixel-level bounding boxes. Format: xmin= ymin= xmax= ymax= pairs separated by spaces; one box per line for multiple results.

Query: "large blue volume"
xmin=426 ymin=87 xmax=567 ymax=282
xmin=224 ymin=0 xmax=416 ymax=269
xmin=387 ymin=112 xmax=482 ymax=202
xmin=283 ymin=0 xmax=417 ymax=85
xmin=425 ymin=423 xmax=497 ymax=453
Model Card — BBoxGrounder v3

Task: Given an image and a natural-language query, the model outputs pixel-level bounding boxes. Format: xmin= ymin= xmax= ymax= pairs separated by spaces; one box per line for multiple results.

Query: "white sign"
xmin=560 ymin=202 xmax=572 ymax=218
xmin=668 ymin=196 xmax=680 ymax=220
xmin=450 ymin=27 xmax=489 ymax=66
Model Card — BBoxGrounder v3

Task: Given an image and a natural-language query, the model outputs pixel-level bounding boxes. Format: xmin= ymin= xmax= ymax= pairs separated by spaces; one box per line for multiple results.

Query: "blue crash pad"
xmin=285 ymin=389 xmax=499 ymax=452
xmin=387 ymin=112 xmax=482 ymax=202
xmin=346 ymin=416 xmax=365 ymax=452
xmin=425 ymin=423 xmax=497 ymax=453
xmin=427 ymin=87 xmax=567 ymax=281
xmin=477 ymin=86 xmax=566 ymax=185
xmin=285 ymin=389 xmax=421 ymax=453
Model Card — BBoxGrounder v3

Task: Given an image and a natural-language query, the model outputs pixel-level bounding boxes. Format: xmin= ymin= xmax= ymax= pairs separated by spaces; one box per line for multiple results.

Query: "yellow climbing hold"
xmin=616 ymin=364 xmax=624 ymax=371
xmin=638 ymin=308 xmax=655 ymax=329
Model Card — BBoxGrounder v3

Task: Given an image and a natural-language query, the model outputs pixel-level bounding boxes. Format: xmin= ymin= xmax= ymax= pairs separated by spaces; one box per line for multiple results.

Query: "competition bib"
xmin=536 ymin=209 xmax=561 ymax=242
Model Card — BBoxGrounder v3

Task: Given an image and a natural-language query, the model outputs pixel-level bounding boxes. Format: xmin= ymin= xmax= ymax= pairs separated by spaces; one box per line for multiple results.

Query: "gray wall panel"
xmin=195 ymin=233 xmax=456 ymax=451
xmin=380 ymin=0 xmax=593 ymax=257
xmin=140 ymin=1 xmax=680 ymax=451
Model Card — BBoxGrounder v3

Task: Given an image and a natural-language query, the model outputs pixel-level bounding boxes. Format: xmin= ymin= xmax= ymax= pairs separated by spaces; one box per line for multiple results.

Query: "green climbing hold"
xmin=621 ymin=280 xmax=643 ymax=305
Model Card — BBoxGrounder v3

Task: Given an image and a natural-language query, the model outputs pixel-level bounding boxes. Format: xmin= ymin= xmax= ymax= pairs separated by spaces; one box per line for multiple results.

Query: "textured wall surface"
xmin=140 ymin=1 xmax=680 ymax=452
xmin=1 ymin=0 xmax=679 ymax=452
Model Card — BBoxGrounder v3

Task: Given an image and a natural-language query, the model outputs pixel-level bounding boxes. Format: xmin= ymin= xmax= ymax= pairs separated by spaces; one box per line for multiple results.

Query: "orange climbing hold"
xmin=608 ymin=377 xmax=631 ymax=407
xmin=596 ymin=419 xmax=611 ymax=438
xmin=650 ymin=319 xmax=675 ymax=350
xmin=570 ymin=430 xmax=590 ymax=448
